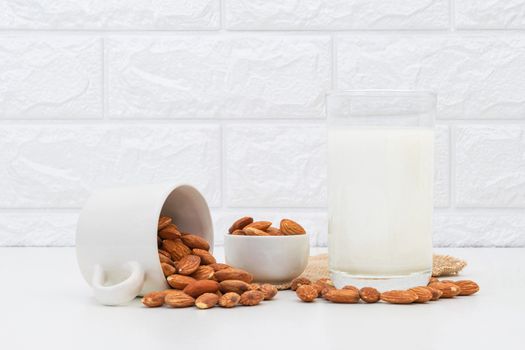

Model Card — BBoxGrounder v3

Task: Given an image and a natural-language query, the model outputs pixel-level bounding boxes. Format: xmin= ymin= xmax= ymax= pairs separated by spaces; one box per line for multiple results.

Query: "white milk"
xmin=328 ymin=127 xmax=433 ymax=283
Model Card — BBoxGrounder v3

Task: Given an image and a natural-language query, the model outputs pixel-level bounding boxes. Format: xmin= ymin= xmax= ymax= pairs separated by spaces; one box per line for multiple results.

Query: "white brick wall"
xmin=1 ymin=0 xmax=524 ymax=247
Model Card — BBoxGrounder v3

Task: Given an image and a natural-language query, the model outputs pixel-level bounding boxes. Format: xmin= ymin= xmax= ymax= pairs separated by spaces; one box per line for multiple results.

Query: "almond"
xmin=162 ymin=239 xmax=191 ymax=261
xmin=342 ymin=285 xmax=359 ymax=293
xmin=195 ymin=293 xmax=219 ymax=309
xmin=280 ymin=219 xmax=306 ymax=235
xmin=428 ymin=282 xmax=461 ymax=298
xmin=455 ymin=280 xmax=480 ymax=296
xmin=311 ymin=283 xmax=324 ymax=296
xmin=219 ymin=292 xmax=241 ymax=308
xmin=428 ymin=277 xmax=440 ymax=284
xmin=158 ymin=224 xmax=181 ymax=240
xmin=359 ymin=287 xmax=380 ymax=303
xmin=266 ymin=227 xmax=283 ymax=235
xmin=243 ymin=227 xmax=270 ymax=236
xmin=291 ymin=277 xmax=311 ymax=291
xmin=190 ymin=265 xmax=215 ymax=280
xmin=183 ymin=280 xmax=220 ymax=298
xmin=324 ymin=289 xmax=360 ymax=303
xmin=249 ymin=283 xmax=261 ymax=291
xmin=166 ymin=274 xmax=196 ymax=290
xmin=209 ymin=263 xmax=231 ymax=272
xmin=380 ymin=290 xmax=418 ymax=304
xmin=181 ymin=234 xmax=210 ymax=250
xmin=141 ymin=291 xmax=166 ymax=307
xmin=158 ymin=249 xmax=171 ymax=258
xmin=161 ymin=262 xmax=175 ymax=277
xmin=219 ymin=280 xmax=251 ymax=295
xmin=176 ymin=255 xmax=201 ymax=275
xmin=260 ymin=284 xmax=278 ymax=300
xmin=244 ymin=221 xmax=272 ymax=231
xmin=428 ymin=286 xmax=443 ymax=301
xmin=409 ymin=287 xmax=433 ymax=303
xmin=240 ymin=290 xmax=264 ymax=306
xmin=157 ymin=236 xmax=162 ymax=248
xmin=164 ymin=291 xmax=195 ymax=308
xmin=231 ymin=229 xmax=245 ymax=235
xmin=314 ymin=278 xmax=334 ymax=288
xmin=296 ymin=285 xmax=318 ymax=302
xmin=321 ymin=285 xmax=336 ymax=298
xmin=192 ymin=248 xmax=216 ymax=265
xmin=159 ymin=253 xmax=175 ymax=266
xmin=215 ymin=268 xmax=253 ymax=283
xmin=228 ymin=216 xmax=253 ymax=233
xmin=158 ymin=216 xmax=172 ymax=231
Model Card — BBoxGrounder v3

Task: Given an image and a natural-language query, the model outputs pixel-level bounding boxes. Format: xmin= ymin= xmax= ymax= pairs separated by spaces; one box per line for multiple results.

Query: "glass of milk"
xmin=327 ymin=91 xmax=436 ymax=290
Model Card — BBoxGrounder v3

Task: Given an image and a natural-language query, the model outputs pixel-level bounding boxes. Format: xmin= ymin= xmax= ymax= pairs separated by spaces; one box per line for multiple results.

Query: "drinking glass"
xmin=327 ymin=91 xmax=436 ymax=290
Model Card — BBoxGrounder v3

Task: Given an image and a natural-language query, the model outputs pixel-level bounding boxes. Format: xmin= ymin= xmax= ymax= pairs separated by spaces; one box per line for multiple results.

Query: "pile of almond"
xmin=228 ymin=217 xmax=306 ymax=236
xmin=293 ymin=276 xmax=479 ymax=304
xmin=144 ymin=216 xmax=278 ymax=309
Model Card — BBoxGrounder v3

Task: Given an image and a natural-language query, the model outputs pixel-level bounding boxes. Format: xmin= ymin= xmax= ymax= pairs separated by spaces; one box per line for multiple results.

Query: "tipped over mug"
xmin=76 ymin=183 xmax=213 ymax=305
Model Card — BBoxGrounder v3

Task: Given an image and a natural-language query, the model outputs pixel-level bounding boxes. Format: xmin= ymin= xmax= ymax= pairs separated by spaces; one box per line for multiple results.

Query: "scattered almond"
xmin=409 ymin=287 xmax=433 ymax=303
xmin=380 ymin=290 xmax=418 ymax=304
xmin=195 ymin=293 xmax=219 ymax=309
xmin=291 ymin=277 xmax=311 ymax=291
xmin=219 ymin=292 xmax=241 ymax=308
xmin=342 ymin=285 xmax=359 ymax=293
xmin=324 ymin=289 xmax=360 ymax=304
xmin=428 ymin=286 xmax=443 ymax=301
xmin=359 ymin=287 xmax=380 ymax=303
xmin=166 ymin=274 xmax=196 ymax=290
xmin=260 ymin=284 xmax=278 ymax=300
xmin=240 ymin=290 xmax=265 ymax=306
xmin=455 ymin=280 xmax=480 ymax=296
xmin=141 ymin=291 xmax=166 ymax=307
xmin=183 ymin=280 xmax=220 ymax=298
xmin=296 ymin=285 xmax=318 ymax=302
xmin=214 ymin=268 xmax=253 ymax=283
xmin=164 ymin=291 xmax=195 ymax=308
xmin=219 ymin=280 xmax=251 ymax=295
xmin=428 ymin=282 xmax=461 ymax=298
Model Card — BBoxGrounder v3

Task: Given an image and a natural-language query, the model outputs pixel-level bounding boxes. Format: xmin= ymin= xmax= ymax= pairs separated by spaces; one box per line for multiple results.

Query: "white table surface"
xmin=0 ymin=247 xmax=523 ymax=350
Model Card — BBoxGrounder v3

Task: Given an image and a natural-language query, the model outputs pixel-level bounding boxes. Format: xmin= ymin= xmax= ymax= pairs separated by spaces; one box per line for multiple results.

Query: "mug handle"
xmin=91 ymin=261 xmax=145 ymax=305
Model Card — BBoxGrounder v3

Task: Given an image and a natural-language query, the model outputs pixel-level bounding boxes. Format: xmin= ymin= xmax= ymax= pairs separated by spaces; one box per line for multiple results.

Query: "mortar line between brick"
xmin=330 ymin=34 xmax=336 ymax=91
xmin=219 ymin=122 xmax=226 ymax=209
xmin=102 ymin=37 xmax=108 ymax=120
xmin=449 ymin=125 xmax=457 ymax=209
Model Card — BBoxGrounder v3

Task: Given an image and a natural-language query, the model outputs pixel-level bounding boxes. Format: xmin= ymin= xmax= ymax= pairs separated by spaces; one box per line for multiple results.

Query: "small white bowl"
xmin=224 ymin=234 xmax=310 ymax=283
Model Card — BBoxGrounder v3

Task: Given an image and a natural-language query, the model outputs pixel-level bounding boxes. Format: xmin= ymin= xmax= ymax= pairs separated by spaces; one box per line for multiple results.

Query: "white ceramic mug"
xmin=76 ymin=183 xmax=213 ymax=305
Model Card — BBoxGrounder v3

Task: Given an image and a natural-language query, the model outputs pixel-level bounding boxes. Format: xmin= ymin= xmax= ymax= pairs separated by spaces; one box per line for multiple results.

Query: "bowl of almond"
xmin=224 ymin=217 xmax=310 ymax=283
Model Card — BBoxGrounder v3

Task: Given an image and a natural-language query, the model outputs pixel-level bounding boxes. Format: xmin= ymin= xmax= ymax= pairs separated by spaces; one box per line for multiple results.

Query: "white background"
xmin=1 ymin=0 xmax=525 ymax=247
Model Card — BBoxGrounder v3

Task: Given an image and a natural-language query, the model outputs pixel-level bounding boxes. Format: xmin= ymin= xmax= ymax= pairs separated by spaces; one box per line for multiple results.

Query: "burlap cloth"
xmin=273 ymin=254 xmax=467 ymax=290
